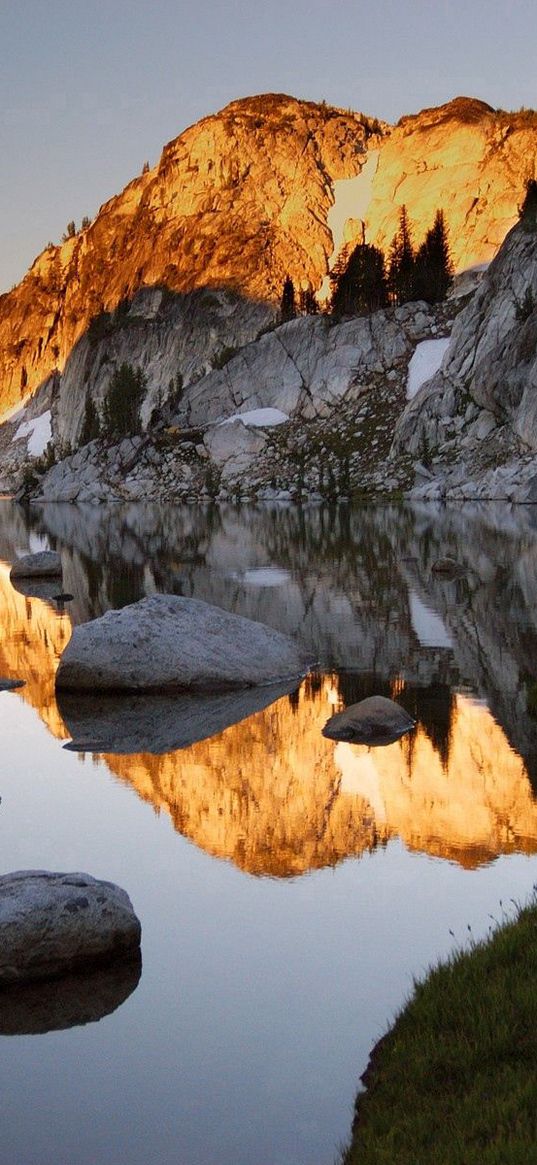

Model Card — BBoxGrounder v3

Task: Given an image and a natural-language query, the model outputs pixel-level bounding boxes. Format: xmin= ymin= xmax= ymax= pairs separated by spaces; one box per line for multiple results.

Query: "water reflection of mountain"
xmin=2 ymin=500 xmax=537 ymax=872
xmin=105 ymin=678 xmax=537 ymax=874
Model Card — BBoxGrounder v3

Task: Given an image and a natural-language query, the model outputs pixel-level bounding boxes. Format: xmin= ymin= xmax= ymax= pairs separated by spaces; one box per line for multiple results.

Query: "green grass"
xmin=341 ymin=900 xmax=537 ymax=1165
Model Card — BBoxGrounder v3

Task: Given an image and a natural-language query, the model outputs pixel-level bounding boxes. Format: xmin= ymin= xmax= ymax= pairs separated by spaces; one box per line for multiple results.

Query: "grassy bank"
xmin=341 ymin=898 xmax=537 ymax=1164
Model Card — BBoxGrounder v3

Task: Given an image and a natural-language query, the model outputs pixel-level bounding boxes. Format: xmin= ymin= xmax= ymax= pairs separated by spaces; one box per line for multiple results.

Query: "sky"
xmin=1 ymin=0 xmax=536 ymax=291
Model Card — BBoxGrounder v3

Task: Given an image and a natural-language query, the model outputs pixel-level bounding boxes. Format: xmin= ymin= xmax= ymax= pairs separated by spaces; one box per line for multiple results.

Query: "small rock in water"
xmin=10 ymin=551 xmax=62 ymax=580
xmin=322 ymin=695 xmax=415 ymax=746
xmin=0 ymin=678 xmax=25 ymax=692
xmin=0 ymin=871 xmax=141 ymax=984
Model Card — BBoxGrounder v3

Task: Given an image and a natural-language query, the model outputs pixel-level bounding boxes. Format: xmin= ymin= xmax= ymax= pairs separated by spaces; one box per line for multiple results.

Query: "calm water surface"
xmin=1 ymin=500 xmax=537 ymax=1165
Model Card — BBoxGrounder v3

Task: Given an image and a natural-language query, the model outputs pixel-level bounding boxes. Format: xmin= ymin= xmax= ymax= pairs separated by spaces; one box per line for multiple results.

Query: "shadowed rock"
xmin=10 ymin=551 xmax=62 ymax=580
xmin=55 ymin=594 xmax=312 ymax=692
xmin=322 ymin=695 xmax=415 ymax=746
xmin=0 ymin=871 xmax=141 ymax=984
xmin=0 ymin=951 xmax=141 ymax=1035
xmin=58 ymin=681 xmax=297 ymax=754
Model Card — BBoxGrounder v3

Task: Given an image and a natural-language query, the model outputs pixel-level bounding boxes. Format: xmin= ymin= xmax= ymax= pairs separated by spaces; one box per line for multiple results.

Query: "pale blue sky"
xmin=1 ymin=0 xmax=536 ymax=290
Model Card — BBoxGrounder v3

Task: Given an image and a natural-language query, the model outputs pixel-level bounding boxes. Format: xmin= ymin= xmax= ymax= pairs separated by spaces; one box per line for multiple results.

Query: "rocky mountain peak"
xmin=1 ymin=91 xmax=536 ymax=430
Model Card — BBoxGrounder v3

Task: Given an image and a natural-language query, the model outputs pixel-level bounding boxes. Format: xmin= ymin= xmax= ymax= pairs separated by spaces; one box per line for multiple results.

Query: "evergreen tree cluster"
xmin=80 ymin=363 xmax=146 ymax=446
xmin=279 ymin=207 xmax=453 ymax=323
xmin=330 ymin=206 xmax=453 ymax=318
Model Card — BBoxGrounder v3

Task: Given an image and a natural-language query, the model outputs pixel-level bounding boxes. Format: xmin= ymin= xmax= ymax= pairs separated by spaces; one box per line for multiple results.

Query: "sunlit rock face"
xmin=1 ymin=93 xmax=536 ymax=432
xmin=0 ymin=95 xmax=368 ymax=417
xmin=365 ymin=99 xmax=536 ymax=273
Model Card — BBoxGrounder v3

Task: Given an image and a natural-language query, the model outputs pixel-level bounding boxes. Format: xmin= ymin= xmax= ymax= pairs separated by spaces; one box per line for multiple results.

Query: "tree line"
xmin=280 ymin=206 xmax=453 ymax=322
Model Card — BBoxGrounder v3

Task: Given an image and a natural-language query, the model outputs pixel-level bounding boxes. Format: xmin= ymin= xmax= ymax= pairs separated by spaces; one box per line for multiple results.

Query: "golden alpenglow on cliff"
xmin=1 ymin=94 xmax=536 ymax=420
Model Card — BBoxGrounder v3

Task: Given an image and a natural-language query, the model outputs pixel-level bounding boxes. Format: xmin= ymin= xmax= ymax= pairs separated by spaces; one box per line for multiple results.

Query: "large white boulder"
xmin=55 ymin=593 xmax=312 ymax=692
xmin=0 ymin=871 xmax=141 ymax=984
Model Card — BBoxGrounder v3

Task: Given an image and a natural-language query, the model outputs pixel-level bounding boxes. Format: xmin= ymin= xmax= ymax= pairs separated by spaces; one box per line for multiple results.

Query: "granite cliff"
xmin=393 ymin=204 xmax=537 ymax=500
xmin=1 ymin=94 xmax=536 ymax=459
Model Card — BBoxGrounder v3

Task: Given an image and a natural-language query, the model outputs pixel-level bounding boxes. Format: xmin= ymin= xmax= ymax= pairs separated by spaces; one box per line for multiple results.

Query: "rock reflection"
xmin=0 ymin=561 xmax=70 ymax=739
xmin=59 ymin=682 xmax=299 ymax=754
xmin=0 ymin=953 xmax=141 ymax=1035
xmin=105 ymin=677 xmax=537 ymax=874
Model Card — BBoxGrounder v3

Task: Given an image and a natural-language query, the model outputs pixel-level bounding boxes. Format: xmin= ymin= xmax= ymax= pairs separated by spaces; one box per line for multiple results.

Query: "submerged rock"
xmin=322 ymin=695 xmax=415 ymax=746
xmin=0 ymin=952 xmax=141 ymax=1035
xmin=55 ymin=594 xmax=312 ymax=692
xmin=10 ymin=551 xmax=62 ymax=580
xmin=0 ymin=871 xmax=141 ymax=984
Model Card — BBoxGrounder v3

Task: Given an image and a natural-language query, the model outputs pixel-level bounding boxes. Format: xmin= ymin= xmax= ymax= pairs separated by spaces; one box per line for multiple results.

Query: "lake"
xmin=0 ymin=499 xmax=536 ymax=1165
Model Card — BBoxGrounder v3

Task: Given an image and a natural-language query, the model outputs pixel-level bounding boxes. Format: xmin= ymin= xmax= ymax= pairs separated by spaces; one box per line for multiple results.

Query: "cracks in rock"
xmin=272 ymin=330 xmax=314 ymax=404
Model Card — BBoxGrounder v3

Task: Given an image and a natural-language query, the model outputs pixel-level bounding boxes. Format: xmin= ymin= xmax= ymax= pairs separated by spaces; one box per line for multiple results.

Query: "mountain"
xmin=1 ymin=92 xmax=536 ymax=434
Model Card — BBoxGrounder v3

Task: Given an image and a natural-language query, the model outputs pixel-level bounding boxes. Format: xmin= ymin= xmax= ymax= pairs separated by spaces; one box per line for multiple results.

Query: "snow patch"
xmin=15 ymin=410 xmax=52 ymax=456
xmin=409 ymin=591 xmax=453 ymax=648
xmin=406 ymin=338 xmax=451 ymax=401
xmin=219 ymin=408 xmax=289 ymax=428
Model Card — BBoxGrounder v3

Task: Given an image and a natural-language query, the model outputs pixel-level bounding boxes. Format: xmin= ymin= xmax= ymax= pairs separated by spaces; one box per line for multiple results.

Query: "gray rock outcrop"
xmin=322 ymin=695 xmax=415 ymax=745
xmin=0 ymin=871 xmax=141 ymax=984
xmin=34 ymin=300 xmax=450 ymax=503
xmin=393 ymin=215 xmax=537 ymax=500
xmin=55 ymin=593 xmax=312 ymax=692
xmin=10 ymin=550 xmax=62 ymax=579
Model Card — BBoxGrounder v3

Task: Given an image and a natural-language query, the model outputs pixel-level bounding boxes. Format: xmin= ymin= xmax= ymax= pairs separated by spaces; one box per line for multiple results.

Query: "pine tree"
xmin=330 ymin=243 xmax=389 ymax=317
xmin=299 ymin=287 xmax=318 ymax=315
xmin=80 ymin=395 xmax=100 ymax=445
xmin=280 ymin=275 xmax=296 ymax=322
xmin=388 ymin=206 xmax=415 ymax=305
xmin=519 ymin=179 xmax=537 ymax=229
xmin=413 ymin=210 xmax=453 ymax=303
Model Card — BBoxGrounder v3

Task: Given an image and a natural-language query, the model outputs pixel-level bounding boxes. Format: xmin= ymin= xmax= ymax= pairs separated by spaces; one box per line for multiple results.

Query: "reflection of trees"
xmin=336 ymin=674 xmax=455 ymax=771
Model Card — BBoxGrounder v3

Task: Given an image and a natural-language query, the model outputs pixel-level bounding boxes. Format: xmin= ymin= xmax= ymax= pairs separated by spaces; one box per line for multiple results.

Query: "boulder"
xmin=55 ymin=594 xmax=312 ymax=692
xmin=322 ymin=695 xmax=415 ymax=746
xmin=0 ymin=871 xmax=141 ymax=984
xmin=10 ymin=550 xmax=62 ymax=580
